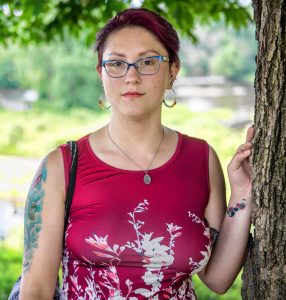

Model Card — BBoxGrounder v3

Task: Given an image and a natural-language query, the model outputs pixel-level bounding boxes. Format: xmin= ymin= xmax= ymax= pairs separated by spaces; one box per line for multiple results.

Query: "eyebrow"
xmin=107 ymin=49 xmax=161 ymax=58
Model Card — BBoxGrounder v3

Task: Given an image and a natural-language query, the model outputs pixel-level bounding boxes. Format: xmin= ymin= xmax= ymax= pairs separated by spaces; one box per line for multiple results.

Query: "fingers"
xmin=231 ymin=139 xmax=252 ymax=170
xmin=235 ymin=125 xmax=254 ymax=154
xmin=246 ymin=125 xmax=255 ymax=143
xmin=228 ymin=126 xmax=254 ymax=174
xmin=229 ymin=148 xmax=252 ymax=171
xmin=236 ymin=141 xmax=252 ymax=154
xmin=236 ymin=147 xmax=252 ymax=161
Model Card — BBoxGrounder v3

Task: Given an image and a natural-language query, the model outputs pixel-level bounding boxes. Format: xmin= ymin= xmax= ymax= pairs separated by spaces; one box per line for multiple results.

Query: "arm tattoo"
xmin=210 ymin=227 xmax=219 ymax=248
xmin=23 ymin=158 xmax=48 ymax=273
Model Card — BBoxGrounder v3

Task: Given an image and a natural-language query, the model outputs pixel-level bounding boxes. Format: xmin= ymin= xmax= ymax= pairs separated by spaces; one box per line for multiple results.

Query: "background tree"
xmin=180 ymin=23 xmax=257 ymax=81
xmin=0 ymin=0 xmax=251 ymax=45
xmin=241 ymin=1 xmax=286 ymax=299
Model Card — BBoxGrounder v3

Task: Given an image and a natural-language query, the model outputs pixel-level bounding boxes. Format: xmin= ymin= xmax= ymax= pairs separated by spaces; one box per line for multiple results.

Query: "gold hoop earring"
xmin=99 ymin=98 xmax=111 ymax=110
xmin=98 ymin=83 xmax=111 ymax=110
xmin=163 ymin=88 xmax=176 ymax=108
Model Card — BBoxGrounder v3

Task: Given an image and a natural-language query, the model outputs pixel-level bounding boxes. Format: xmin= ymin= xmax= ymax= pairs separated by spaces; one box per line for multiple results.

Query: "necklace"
xmin=106 ymin=124 xmax=165 ymax=185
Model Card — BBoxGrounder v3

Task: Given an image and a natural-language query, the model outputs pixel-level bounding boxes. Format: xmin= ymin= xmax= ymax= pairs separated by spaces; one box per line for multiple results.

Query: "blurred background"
xmin=0 ymin=0 xmax=256 ymax=299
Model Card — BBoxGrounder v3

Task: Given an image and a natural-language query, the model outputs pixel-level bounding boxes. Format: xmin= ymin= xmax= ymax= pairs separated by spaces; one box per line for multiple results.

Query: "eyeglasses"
xmin=101 ymin=55 xmax=169 ymax=78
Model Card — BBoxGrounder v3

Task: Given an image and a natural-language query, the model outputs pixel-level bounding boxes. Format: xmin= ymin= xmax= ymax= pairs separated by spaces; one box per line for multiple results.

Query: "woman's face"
xmin=97 ymin=26 xmax=179 ymax=119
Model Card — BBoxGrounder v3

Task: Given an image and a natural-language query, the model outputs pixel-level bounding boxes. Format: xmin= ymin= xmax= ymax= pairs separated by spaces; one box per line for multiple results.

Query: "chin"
xmin=121 ymin=109 xmax=152 ymax=120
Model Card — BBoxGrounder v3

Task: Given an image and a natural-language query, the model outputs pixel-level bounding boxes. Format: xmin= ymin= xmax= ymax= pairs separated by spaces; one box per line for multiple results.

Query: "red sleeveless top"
xmin=59 ymin=132 xmax=211 ymax=300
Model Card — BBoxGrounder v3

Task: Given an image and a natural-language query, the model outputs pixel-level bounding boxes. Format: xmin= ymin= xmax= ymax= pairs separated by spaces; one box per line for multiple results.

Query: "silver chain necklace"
xmin=106 ymin=124 xmax=165 ymax=184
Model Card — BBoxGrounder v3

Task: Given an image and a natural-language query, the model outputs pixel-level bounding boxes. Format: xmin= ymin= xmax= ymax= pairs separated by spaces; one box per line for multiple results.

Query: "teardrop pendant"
xmin=143 ymin=173 xmax=151 ymax=185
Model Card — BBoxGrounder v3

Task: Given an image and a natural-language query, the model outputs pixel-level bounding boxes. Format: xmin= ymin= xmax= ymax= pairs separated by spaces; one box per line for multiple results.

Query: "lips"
xmin=122 ymin=91 xmax=144 ymax=97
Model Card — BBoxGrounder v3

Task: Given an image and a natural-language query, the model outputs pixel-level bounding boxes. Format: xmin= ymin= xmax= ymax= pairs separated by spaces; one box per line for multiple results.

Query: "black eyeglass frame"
xmin=101 ymin=55 xmax=170 ymax=78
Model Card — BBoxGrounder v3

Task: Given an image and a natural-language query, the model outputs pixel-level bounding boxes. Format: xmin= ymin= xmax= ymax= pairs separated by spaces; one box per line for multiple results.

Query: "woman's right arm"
xmin=19 ymin=148 xmax=66 ymax=300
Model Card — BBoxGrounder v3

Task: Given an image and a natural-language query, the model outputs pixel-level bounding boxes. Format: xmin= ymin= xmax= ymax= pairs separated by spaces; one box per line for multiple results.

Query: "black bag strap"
xmin=63 ymin=141 xmax=78 ymax=238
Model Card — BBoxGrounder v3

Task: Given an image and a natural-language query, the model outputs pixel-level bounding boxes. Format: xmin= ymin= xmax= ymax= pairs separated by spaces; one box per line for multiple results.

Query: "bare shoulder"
xmin=40 ymin=148 xmax=66 ymax=199
xmin=208 ymin=144 xmax=220 ymax=166
xmin=46 ymin=148 xmax=65 ymax=176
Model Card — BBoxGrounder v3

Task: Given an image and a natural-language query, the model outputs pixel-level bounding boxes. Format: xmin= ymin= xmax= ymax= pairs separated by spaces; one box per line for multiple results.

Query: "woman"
xmin=20 ymin=8 xmax=254 ymax=300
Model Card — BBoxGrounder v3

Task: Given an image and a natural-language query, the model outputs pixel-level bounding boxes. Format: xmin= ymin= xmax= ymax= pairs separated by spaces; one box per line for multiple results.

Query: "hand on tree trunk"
xmin=227 ymin=126 xmax=255 ymax=200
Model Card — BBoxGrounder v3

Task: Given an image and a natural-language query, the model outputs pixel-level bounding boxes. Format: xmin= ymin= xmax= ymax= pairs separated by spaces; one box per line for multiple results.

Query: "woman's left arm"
xmin=198 ymin=126 xmax=254 ymax=294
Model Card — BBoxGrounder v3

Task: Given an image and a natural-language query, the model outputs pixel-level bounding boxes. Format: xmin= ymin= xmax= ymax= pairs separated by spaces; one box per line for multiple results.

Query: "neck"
xmin=107 ymin=116 xmax=164 ymax=154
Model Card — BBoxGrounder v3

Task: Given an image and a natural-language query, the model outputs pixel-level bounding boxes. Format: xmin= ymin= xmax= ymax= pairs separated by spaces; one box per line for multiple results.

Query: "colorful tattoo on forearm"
xmin=23 ymin=158 xmax=47 ymax=273
xmin=227 ymin=198 xmax=246 ymax=217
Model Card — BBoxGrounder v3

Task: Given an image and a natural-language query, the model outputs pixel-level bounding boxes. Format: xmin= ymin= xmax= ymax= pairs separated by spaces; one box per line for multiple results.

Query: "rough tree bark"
xmin=241 ymin=1 xmax=286 ymax=299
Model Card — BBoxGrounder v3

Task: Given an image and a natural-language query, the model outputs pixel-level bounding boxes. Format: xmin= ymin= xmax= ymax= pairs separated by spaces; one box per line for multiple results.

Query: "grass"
xmin=0 ymin=105 xmax=249 ymax=299
xmin=0 ymin=225 xmax=23 ymax=300
xmin=0 ymin=245 xmax=22 ymax=300
xmin=193 ymin=275 xmax=242 ymax=299
xmin=0 ymin=105 xmax=244 ymax=161
xmin=0 ymin=107 xmax=109 ymax=157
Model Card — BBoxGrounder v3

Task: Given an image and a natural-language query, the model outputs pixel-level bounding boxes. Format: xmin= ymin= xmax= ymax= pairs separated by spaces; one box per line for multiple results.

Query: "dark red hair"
xmin=95 ymin=8 xmax=180 ymax=67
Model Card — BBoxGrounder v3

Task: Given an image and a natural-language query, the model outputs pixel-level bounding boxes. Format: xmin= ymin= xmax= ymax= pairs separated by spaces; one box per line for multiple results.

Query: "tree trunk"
xmin=241 ymin=1 xmax=286 ymax=299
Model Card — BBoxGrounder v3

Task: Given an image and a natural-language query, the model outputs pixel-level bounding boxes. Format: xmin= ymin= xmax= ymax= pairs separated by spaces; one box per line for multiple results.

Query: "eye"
xmin=111 ymin=61 xmax=125 ymax=68
xmin=105 ymin=61 xmax=125 ymax=68
xmin=142 ymin=58 xmax=155 ymax=66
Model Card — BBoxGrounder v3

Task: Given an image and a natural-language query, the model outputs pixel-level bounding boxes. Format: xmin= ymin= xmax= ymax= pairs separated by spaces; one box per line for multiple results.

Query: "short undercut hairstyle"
xmin=95 ymin=8 xmax=180 ymax=67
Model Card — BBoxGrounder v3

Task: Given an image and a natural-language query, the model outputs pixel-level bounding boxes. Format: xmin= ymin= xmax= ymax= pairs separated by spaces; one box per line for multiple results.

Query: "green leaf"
xmin=0 ymin=0 xmax=252 ymax=45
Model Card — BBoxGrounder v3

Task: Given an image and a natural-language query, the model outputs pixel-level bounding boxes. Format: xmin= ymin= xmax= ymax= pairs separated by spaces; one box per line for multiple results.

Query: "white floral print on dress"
xmin=60 ymin=200 xmax=211 ymax=299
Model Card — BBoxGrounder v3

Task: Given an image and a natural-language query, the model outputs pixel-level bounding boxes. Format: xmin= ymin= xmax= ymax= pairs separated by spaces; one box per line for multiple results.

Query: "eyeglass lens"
xmin=104 ymin=57 xmax=161 ymax=77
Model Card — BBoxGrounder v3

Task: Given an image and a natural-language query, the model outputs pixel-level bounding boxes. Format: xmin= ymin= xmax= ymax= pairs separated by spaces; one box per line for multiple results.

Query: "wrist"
xmin=230 ymin=191 xmax=252 ymax=202
xmin=227 ymin=195 xmax=253 ymax=217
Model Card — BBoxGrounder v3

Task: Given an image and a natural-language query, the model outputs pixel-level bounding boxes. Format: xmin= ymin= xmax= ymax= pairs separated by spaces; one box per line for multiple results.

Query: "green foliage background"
xmin=0 ymin=37 xmax=103 ymax=110
xmin=0 ymin=22 xmax=256 ymax=110
xmin=180 ymin=23 xmax=257 ymax=82
xmin=0 ymin=1 xmax=254 ymax=299
xmin=0 ymin=0 xmax=251 ymax=46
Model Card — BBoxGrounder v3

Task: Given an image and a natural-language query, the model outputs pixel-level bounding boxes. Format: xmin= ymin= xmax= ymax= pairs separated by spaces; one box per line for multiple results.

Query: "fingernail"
xmin=251 ymin=124 xmax=255 ymax=128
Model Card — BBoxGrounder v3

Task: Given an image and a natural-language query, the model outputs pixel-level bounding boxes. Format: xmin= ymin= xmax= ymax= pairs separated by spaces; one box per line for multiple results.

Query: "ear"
xmin=169 ymin=62 xmax=180 ymax=88
xmin=96 ymin=64 xmax=103 ymax=80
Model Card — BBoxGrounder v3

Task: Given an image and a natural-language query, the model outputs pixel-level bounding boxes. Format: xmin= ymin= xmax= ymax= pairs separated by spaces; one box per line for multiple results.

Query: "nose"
xmin=125 ymin=64 xmax=141 ymax=83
